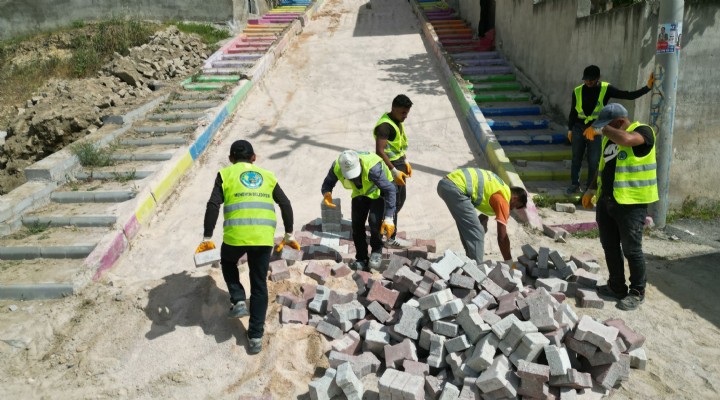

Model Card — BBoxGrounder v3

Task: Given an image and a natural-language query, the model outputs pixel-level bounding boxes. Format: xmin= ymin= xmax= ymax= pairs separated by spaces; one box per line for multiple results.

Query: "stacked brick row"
xmin=275 ymin=246 xmax=647 ymax=400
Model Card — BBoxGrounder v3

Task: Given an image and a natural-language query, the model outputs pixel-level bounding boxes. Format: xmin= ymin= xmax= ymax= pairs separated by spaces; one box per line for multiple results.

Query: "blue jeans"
xmin=596 ymin=196 xmax=648 ymax=295
xmin=570 ymin=124 xmax=602 ymax=188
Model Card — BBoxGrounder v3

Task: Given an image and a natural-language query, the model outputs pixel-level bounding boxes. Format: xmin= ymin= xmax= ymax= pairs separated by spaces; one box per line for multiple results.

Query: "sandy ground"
xmin=1 ymin=0 xmax=719 ymax=398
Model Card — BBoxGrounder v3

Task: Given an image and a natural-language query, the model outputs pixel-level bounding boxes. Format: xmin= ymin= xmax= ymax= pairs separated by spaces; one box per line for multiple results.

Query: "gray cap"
xmin=592 ymin=103 xmax=628 ymax=129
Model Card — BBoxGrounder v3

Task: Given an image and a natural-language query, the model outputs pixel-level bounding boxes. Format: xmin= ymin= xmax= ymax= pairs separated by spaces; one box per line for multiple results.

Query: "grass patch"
xmin=174 ymin=22 xmax=230 ymax=46
xmin=573 ymin=228 xmax=600 ymax=239
xmin=667 ymin=198 xmax=720 ymax=223
xmin=27 ymin=221 xmax=51 ymax=234
xmin=70 ymin=141 xmax=115 ymax=167
xmin=112 ymin=169 xmax=137 ymax=182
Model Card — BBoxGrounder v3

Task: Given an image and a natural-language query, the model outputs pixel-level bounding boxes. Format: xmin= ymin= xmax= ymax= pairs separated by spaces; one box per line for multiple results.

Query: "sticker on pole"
xmin=656 ymin=23 xmax=682 ymax=54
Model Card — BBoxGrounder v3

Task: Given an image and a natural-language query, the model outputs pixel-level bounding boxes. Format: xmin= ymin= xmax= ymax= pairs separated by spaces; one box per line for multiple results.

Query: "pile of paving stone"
xmin=268 ymin=201 xmax=648 ymax=399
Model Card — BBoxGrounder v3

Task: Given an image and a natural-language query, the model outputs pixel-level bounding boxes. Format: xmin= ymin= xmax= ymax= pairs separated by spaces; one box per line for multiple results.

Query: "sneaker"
xmin=350 ymin=260 xmax=368 ymax=271
xmin=368 ymin=252 xmax=383 ymax=270
xmin=247 ymin=337 xmax=263 ymax=355
xmin=596 ymin=285 xmax=627 ymax=300
xmin=228 ymin=301 xmax=249 ymax=318
xmin=384 ymin=237 xmax=412 ymax=249
xmin=566 ymin=184 xmax=581 ymax=195
xmin=617 ymin=289 xmax=645 ymax=311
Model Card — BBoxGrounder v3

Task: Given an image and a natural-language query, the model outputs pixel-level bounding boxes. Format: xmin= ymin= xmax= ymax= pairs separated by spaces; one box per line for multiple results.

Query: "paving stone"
xmin=276 ymin=292 xmax=304 ymax=309
xmin=488 ymin=262 xmax=520 ymax=293
xmin=589 ymin=362 xmax=624 ymax=390
xmin=445 ymin=335 xmax=472 ymax=353
xmin=456 ymin=304 xmax=492 ymax=344
xmin=308 ymin=285 xmax=329 ymax=314
xmin=555 ymin=303 xmax=579 ymax=327
xmin=439 ymin=383 xmax=460 ymax=400
xmin=427 ymin=333 xmax=447 ymax=368
xmin=327 ymin=351 xmax=381 ymax=378
xmin=481 ymin=278 xmax=508 ymax=299
xmin=545 ymin=344 xmax=572 ymax=376
xmin=301 ymin=283 xmax=317 ymax=303
xmin=571 ymin=268 xmax=600 ymax=288
xmin=449 ymin=272 xmax=476 ymax=290
xmin=418 ymin=326 xmax=434 ymax=351
xmin=445 ymin=352 xmax=478 ymax=383
xmin=522 ymin=244 xmax=539 ymax=260
xmin=394 ymin=303 xmax=424 ymax=340
xmin=458 ymin=383 xmax=482 ymax=400
xmin=518 ymin=378 xmax=551 ymax=399
xmin=328 ymin=291 xmax=358 ymax=313
xmin=474 ymin=355 xmax=518 ymax=397
xmin=281 ymin=247 xmax=304 ymax=265
xmin=570 ymin=253 xmax=600 ymax=273
xmin=432 ymin=279 xmax=449 ymax=292
xmin=576 ymin=288 xmax=604 ymax=309
xmin=367 ymin=300 xmax=391 ymax=323
xmin=603 ymin=318 xmax=646 ymax=352
xmin=491 ymin=314 xmax=521 ymax=340
xmin=305 ymin=261 xmax=332 ymax=283
xmin=308 ymin=314 xmax=323 ymax=328
xmin=414 ymin=239 xmax=436 ymax=252
xmin=428 ymin=298 xmax=465 ymax=321
xmin=431 ymin=249 xmax=465 ymax=280
xmin=495 ymin=292 xmax=520 ymax=318
xmin=587 ymin=341 xmax=621 ymax=366
xmin=544 ymin=324 xmax=571 ymax=347
xmin=398 ymin=359 xmax=428 ymax=378
xmin=526 ymin=290 xmax=560 ymax=332
xmin=433 ymin=319 xmax=460 ymax=337
xmin=281 ymin=306 xmax=308 ymax=325
xmin=549 ymin=368 xmax=594 ymax=389
xmin=412 ymin=257 xmax=433 ymax=271
xmin=536 ymin=277 xmax=568 ymax=293
xmin=336 ymin=362 xmax=364 ymax=400
xmin=461 ymin=261 xmax=488 ymax=285
xmin=575 ymin=315 xmax=619 ymax=353
xmin=537 ymin=247 xmax=550 ymax=269
xmin=269 ymin=259 xmax=290 ymax=281
xmin=308 ymin=367 xmax=341 ymax=400
xmin=378 ymin=367 xmax=400 ymax=399
xmin=480 ymin=309 xmax=501 ymax=326
xmin=394 ymin=266 xmax=424 ymax=293
xmin=384 ymin=338 xmax=418 ymax=369
xmin=466 ymin=332 xmax=499 ymax=372
xmin=515 ymin=359 xmax=550 ymax=382
xmin=628 ymin=347 xmax=647 ymax=370
xmin=331 ymin=330 xmax=362 ymax=355
xmin=331 ymin=262 xmax=353 ymax=278
xmin=425 ymin=375 xmax=444 ymax=400
xmin=396 ymin=370 xmax=425 ymax=400
xmin=316 ymin=320 xmax=343 ymax=340
xmin=471 ymin=290 xmax=498 ymax=310
xmin=331 ymin=300 xmax=365 ymax=325
xmin=366 ymin=281 xmax=400 ymax=310
xmin=363 ymin=327 xmax=391 ymax=355
xmin=564 ymin=332 xmax=598 ymax=359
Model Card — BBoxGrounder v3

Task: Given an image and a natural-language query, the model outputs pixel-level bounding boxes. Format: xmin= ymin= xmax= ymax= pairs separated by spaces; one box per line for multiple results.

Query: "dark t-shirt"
xmin=374 ymin=115 xmax=406 ymax=165
xmin=600 ymin=125 xmax=654 ymax=199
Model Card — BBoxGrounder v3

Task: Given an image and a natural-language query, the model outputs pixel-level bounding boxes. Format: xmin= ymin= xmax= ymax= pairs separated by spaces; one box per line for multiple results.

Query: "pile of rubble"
xmin=267 ymin=201 xmax=647 ymax=399
xmin=0 ymin=26 xmax=210 ymax=194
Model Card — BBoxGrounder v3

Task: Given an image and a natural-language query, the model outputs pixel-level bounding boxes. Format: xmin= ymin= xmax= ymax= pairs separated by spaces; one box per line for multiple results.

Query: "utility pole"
xmin=649 ymin=0 xmax=684 ymax=229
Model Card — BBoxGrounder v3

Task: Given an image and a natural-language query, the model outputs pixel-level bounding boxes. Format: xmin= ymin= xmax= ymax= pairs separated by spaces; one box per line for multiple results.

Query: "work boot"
xmin=247 ymin=337 xmax=263 ymax=355
xmin=368 ymin=252 xmax=383 ymax=270
xmin=350 ymin=259 xmax=368 ymax=271
xmin=566 ymin=184 xmax=581 ymax=195
xmin=228 ymin=301 xmax=249 ymax=318
xmin=617 ymin=289 xmax=645 ymax=311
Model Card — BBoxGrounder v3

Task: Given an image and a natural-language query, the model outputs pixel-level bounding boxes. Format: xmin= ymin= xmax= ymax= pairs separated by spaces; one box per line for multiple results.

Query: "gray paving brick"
xmin=474 ymin=355 xmax=517 ymax=397
xmin=457 ymin=304 xmax=492 ymax=344
xmin=461 ymin=261 xmax=488 ymax=285
xmin=481 ymin=278 xmax=508 ymax=299
xmin=490 ymin=314 xmax=521 ymax=340
xmin=394 ymin=303 xmax=424 ymax=340
xmin=587 ymin=341 xmax=621 ymax=366
xmin=555 ymin=303 xmax=579 ymax=327
xmin=628 ymin=347 xmax=647 ymax=370
xmin=515 ymin=359 xmax=550 ymax=382
xmin=564 ymin=332 xmax=598 ymax=359
xmin=425 ymin=375 xmax=444 ymax=399
xmin=336 ymin=362 xmax=364 ymax=400
xmin=438 ymin=382 xmax=461 ymax=400
xmin=535 ymin=277 xmax=568 ymax=293
xmin=466 ymin=332 xmax=499 ymax=373
xmin=316 ymin=320 xmax=343 ymax=340
xmin=527 ymin=289 xmax=560 ymax=332
xmin=575 ymin=315 xmax=619 ymax=352
xmin=433 ymin=319 xmax=460 ymax=337
xmin=418 ymin=288 xmax=455 ymax=310
xmin=428 ymin=298 xmax=464 ymax=321
xmin=363 ymin=326 xmax=390 ymax=355
xmin=544 ymin=344 xmax=572 ymax=376
xmin=449 ymin=272 xmax=476 ymax=290
xmin=522 ymin=244 xmax=539 ymax=260
xmin=431 ymin=249 xmax=466 ymax=280
xmin=471 ymin=290 xmax=497 ymax=310
xmin=576 ymin=288 xmax=604 ymax=309
xmin=549 ymin=368 xmax=593 ymax=389
xmin=499 ymin=320 xmax=538 ymax=356
xmin=367 ymin=300 xmax=391 ymax=323
xmin=537 ymin=247 xmax=550 ymax=269
xmin=445 ymin=334 xmax=472 ymax=353
xmin=427 ymin=333 xmax=447 ymax=368
xmin=402 ymin=359 xmax=430 ymax=377
xmin=331 ymin=300 xmax=365 ymax=324
xmin=308 ymin=285 xmax=329 ymax=314
xmin=590 ymin=362 xmax=624 ymax=390
xmin=510 ymin=331 xmax=550 ymax=367
xmin=308 ymin=367 xmax=341 ymax=400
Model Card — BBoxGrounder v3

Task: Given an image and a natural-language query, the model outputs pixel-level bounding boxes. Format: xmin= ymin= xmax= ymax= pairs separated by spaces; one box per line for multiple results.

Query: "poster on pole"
xmin=656 ymin=22 xmax=682 ymax=54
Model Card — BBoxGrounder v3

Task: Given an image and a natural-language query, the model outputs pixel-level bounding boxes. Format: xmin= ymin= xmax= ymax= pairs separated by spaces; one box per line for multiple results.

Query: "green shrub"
xmin=175 ymin=22 xmax=230 ymax=45
xmin=70 ymin=142 xmax=114 ymax=167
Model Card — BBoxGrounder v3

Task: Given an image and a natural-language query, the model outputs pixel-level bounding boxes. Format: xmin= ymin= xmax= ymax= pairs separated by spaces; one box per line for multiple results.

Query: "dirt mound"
xmin=0 ymin=26 xmax=210 ymax=195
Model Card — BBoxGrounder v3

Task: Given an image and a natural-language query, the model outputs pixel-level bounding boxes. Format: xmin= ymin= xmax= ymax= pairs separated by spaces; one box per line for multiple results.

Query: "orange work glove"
xmin=276 ymin=233 xmax=300 ymax=252
xmin=323 ymin=192 xmax=336 ymax=208
xmin=195 ymin=238 xmax=216 ymax=253
xmin=391 ymin=168 xmax=408 ymax=186
xmin=405 ymin=161 xmax=413 ymax=177
xmin=567 ymin=130 xmax=572 ymax=143
xmin=647 ymin=72 xmax=655 ymax=89
xmin=582 ymin=189 xmax=596 ymax=209
xmin=380 ymin=217 xmax=395 ymax=239
xmin=583 ymin=126 xmax=598 ymax=141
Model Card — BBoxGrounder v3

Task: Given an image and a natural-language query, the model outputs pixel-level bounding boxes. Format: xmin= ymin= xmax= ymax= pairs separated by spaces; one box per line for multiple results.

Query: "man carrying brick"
xmin=582 ymin=104 xmax=658 ymax=311
xmin=199 ymin=140 xmax=299 ymax=354
xmin=437 ymin=168 xmax=527 ymax=263
xmin=321 ymin=150 xmax=396 ymax=271
xmin=374 ymin=94 xmax=413 ymax=249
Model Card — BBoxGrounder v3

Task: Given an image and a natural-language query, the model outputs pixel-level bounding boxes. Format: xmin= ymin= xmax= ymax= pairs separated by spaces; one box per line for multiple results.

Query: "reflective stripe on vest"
xmin=373 ymin=113 xmax=408 ymax=161
xmin=574 ymin=82 xmax=609 ymax=124
xmin=597 ymin=122 xmax=659 ymax=205
xmin=446 ymin=168 xmax=511 ymax=215
xmin=333 ymin=152 xmax=392 ymax=200
xmin=220 ymin=162 xmax=277 ymax=246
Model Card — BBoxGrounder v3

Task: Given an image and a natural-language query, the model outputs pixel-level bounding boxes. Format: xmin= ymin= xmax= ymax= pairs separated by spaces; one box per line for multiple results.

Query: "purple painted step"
xmin=227 ymin=47 xmax=269 ymax=54
xmin=452 ymin=51 xmax=499 ymax=60
xmin=437 ymin=33 xmax=473 ymax=40
xmin=249 ymin=19 xmax=293 ymax=24
xmin=460 ymin=65 xmax=513 ymax=75
xmin=456 ymin=58 xmax=506 ymax=67
xmin=212 ymin=60 xmax=256 ymax=68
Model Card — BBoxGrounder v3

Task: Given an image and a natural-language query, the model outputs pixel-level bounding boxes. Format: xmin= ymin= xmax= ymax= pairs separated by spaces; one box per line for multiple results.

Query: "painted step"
xmin=167 ymin=101 xmax=221 ymax=110
xmin=175 ymin=92 xmax=225 ymax=101
xmin=494 ymin=129 xmax=567 ymax=146
xmin=487 ymin=116 xmax=549 ymax=130
xmin=464 ymin=74 xmax=516 ymax=83
xmin=470 ymin=82 xmax=522 ymax=92
xmin=437 ymin=33 xmax=473 ymax=40
xmin=220 ymin=53 xmax=262 ymax=61
xmin=461 ymin=65 xmax=512 ymax=75
xmin=148 ymin=112 xmax=206 ymax=121
xmin=503 ymin=144 xmax=572 ymax=161
xmin=227 ymin=47 xmax=269 ymax=54
xmin=457 ymin=58 xmax=507 ymax=67
xmin=452 ymin=51 xmax=500 ymax=60
xmin=514 ymin=161 xmax=587 ymax=182
xmin=203 ymin=68 xmax=246 ymax=76
xmin=120 ymin=137 xmax=188 ymax=147
xmin=74 ymin=170 xmax=155 ymax=181
xmin=479 ymin=102 xmax=541 ymax=116
xmin=183 ymin=82 xmax=226 ymax=91
xmin=474 ymin=92 xmax=530 ymax=103
xmin=212 ymin=60 xmax=256 ymax=68
xmin=110 ymin=153 xmax=173 ymax=162
xmin=135 ymin=123 xmax=197 ymax=133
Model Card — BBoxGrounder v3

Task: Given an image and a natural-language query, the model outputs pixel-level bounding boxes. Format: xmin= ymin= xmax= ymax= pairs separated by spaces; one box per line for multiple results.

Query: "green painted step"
xmin=464 ymin=74 xmax=516 ymax=83
xmin=506 ymin=149 xmax=572 ymax=162
xmin=183 ymin=82 xmax=225 ymax=91
xmin=196 ymin=75 xmax=240 ymax=82
xmin=517 ymin=169 xmax=588 ymax=182
xmin=470 ymin=82 xmax=522 ymax=92
xmin=475 ymin=92 xmax=530 ymax=102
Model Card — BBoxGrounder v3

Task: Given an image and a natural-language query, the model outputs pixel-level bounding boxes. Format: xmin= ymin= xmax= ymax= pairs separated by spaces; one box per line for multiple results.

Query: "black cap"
xmin=230 ymin=140 xmax=254 ymax=160
xmin=582 ymin=65 xmax=601 ymax=80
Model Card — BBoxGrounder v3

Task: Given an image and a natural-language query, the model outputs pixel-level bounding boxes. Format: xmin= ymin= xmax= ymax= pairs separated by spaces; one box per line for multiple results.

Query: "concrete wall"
xmin=490 ymin=0 xmax=720 ymax=206
xmin=0 ymin=0 xmax=235 ymax=40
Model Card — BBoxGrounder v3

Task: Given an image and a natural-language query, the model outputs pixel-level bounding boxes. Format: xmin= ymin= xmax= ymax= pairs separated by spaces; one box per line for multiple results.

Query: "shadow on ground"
xmin=143 ymin=271 xmax=248 ymax=345
xmin=377 ymin=53 xmax=447 ymax=96
xmin=648 ymin=251 xmax=720 ymax=328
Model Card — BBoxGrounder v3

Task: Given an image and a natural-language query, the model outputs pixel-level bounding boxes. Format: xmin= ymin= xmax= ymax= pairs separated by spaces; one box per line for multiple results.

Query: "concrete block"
xmin=517 ymin=378 xmax=551 ymax=399
xmin=419 ymin=289 xmax=457 ymax=314
xmin=305 ymin=261 xmax=332 ymax=283
xmin=308 ymin=314 xmax=323 ymax=328
xmin=535 ymin=277 xmax=568 ymax=293
xmin=425 ymin=375 xmax=444 ymax=400
xmin=445 ymin=352 xmax=478 ymax=383
xmin=352 ymin=271 xmax=372 ymax=295
xmin=406 ymin=246 xmax=429 ymax=260
xmin=308 ymin=367 xmax=341 ymax=400
xmin=402 ymin=359 xmax=430 ymax=377
xmin=491 ymin=314 xmax=520 ymax=340
xmin=575 ymin=315 xmax=619 ymax=352
xmin=378 ymin=367 xmax=400 ymax=399
xmin=466 ymin=332 xmax=499 ymax=373
xmin=458 ymin=383 xmax=482 ymax=400
xmin=564 ymin=332 xmax=598 ymax=359
xmin=587 ymin=341 xmax=621 ymax=366
xmin=474 ymin=355 xmax=517 ymax=396
xmin=544 ymin=344 xmax=572 ymax=376
xmin=445 ymin=335 xmax=472 ymax=353
xmin=428 ymin=298 xmax=465 ymax=321
xmin=560 ymin=387 xmax=578 ymax=400
xmin=555 ymin=303 xmax=579 ymax=327
xmin=433 ymin=319 xmax=460 ymax=337
xmin=302 ymin=284 xmax=317 ymax=303
xmin=366 ymin=281 xmax=400 ymax=310
xmin=384 ymin=338 xmax=418 ymax=369
xmin=449 ymin=272 xmax=475 ymax=290
xmin=194 ymin=248 xmax=221 ymax=267
xmin=480 ymin=278 xmax=508 ymax=299
xmin=603 ymin=318 xmax=646 ymax=351
xmin=336 ymin=362 xmax=364 ymax=400
xmin=269 ymin=259 xmax=291 ymax=281
xmin=480 ymin=309 xmax=501 ymax=326
xmin=308 ymin=285 xmax=329 ymax=314
xmin=431 ymin=249 xmax=465 ymax=280
xmin=628 ymin=347 xmax=647 ymax=370
xmin=331 ymin=331 xmax=362 ymax=355
xmin=439 ymin=383 xmax=461 ymax=400
xmin=367 ymin=300 xmax=391 ymax=323
xmin=515 ymin=359 xmax=550 ymax=382
xmin=555 ymin=202 xmax=576 ymax=213
xmin=412 ymin=256 xmax=433 ymax=271
xmin=589 ymin=362 xmax=624 ymax=390
xmin=522 ymin=244 xmax=539 ymax=260
xmin=281 ymin=247 xmax=304 ymax=265
xmin=471 ymin=290 xmax=497 ymax=310
xmin=332 ymin=262 xmax=353 ymax=278
xmin=363 ymin=327 xmax=391 ymax=355
xmin=281 ymin=306 xmax=308 ymax=325
xmin=415 ymin=239 xmax=437 ymax=252
xmin=394 ymin=303 xmax=424 ymax=340
xmin=576 ymin=288 xmax=604 ymax=309
xmin=419 ymin=326 xmax=434 ymax=351
xmin=383 ymin=255 xmax=410 ymax=280
xmin=393 ymin=266 xmax=424 ymax=293
xmin=549 ymin=368 xmax=594 ymax=389
xmin=572 ymin=268 xmax=600 ymax=288
xmin=527 ymin=290 xmax=560 ymax=332
xmin=331 ymin=300 xmax=365 ymax=325
xmin=537 ymin=247 xmax=550 ymax=269
xmin=500 ymin=320 xmax=539 ymax=356
xmin=427 ymin=333 xmax=447 ymax=368
xmin=276 ymin=292 xmax=304 ymax=309
xmin=457 ymin=304 xmax=491 ymax=344
xmin=397 ymin=371 xmax=425 ymax=400
xmin=316 ymin=320 xmax=343 ymax=340
xmin=461 ymin=261 xmax=488 ymax=285
xmin=432 ymin=279 xmax=449 ymax=292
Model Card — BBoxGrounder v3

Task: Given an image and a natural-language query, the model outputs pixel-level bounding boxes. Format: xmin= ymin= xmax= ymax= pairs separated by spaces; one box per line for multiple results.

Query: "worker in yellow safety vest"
xmin=374 ymin=94 xmax=413 ymax=249
xmin=566 ymin=65 xmax=654 ymax=195
xmin=321 ymin=150 xmax=396 ymax=271
xmin=582 ymin=103 xmax=658 ymax=311
xmin=199 ymin=140 xmax=298 ymax=355
xmin=437 ymin=168 xmax=527 ymax=264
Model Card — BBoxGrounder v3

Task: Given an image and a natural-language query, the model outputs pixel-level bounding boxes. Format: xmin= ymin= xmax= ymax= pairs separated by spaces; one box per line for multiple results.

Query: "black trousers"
xmin=391 ymin=160 xmax=408 ymax=240
xmin=351 ymin=196 xmax=385 ymax=262
xmin=220 ymin=243 xmax=271 ymax=339
xmin=596 ymin=196 xmax=648 ymax=295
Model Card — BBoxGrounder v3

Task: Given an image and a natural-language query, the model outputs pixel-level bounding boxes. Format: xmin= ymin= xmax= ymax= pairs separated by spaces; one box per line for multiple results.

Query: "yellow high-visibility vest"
xmin=333 ymin=152 xmax=392 ymax=199
xmin=575 ymin=81 xmax=609 ymax=124
xmin=373 ymin=113 xmax=408 ymax=161
xmin=447 ymin=168 xmax=510 ymax=215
